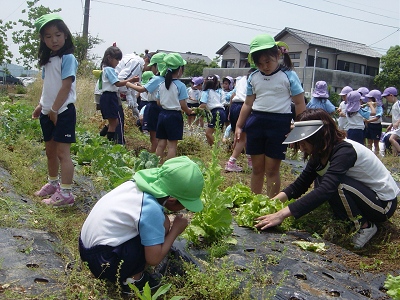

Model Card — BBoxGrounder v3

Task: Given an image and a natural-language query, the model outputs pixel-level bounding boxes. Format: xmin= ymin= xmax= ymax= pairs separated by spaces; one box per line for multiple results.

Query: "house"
xmin=156 ymin=50 xmax=212 ymax=65
xmin=204 ymin=27 xmax=382 ymax=97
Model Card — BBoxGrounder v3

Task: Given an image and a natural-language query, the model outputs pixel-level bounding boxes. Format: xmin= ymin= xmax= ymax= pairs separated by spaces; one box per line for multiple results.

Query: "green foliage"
xmin=183 ymin=58 xmax=209 ymax=77
xmin=0 ymin=19 xmax=14 ymax=65
xmin=292 ymin=241 xmax=326 ymax=253
xmin=11 ymin=0 xmax=60 ymax=68
xmin=384 ymin=274 xmax=400 ymax=299
xmin=374 ymin=45 xmax=400 ymax=91
xmin=0 ymin=101 xmax=42 ymax=144
xmin=184 ymin=122 xmax=234 ymax=246
xmin=128 ymin=282 xmax=184 ymax=300
xmin=222 ymin=183 xmax=294 ymax=230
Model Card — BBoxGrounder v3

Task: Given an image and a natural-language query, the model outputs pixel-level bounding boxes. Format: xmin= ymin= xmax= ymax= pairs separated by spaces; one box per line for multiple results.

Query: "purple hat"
xmin=339 ymin=86 xmax=353 ymax=96
xmin=357 ymin=87 xmax=369 ymax=102
xmin=382 ymin=87 xmax=398 ymax=97
xmin=223 ymin=76 xmax=234 ymax=90
xmin=365 ymin=89 xmax=382 ymax=106
xmin=192 ymin=76 xmax=204 ymax=86
xmin=312 ymin=81 xmax=329 ymax=98
xmin=346 ymin=91 xmax=361 ymax=113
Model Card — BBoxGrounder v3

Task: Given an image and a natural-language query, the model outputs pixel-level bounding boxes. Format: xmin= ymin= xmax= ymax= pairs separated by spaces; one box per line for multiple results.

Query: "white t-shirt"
xmin=232 ymin=76 xmax=247 ymax=103
xmin=200 ymin=89 xmax=224 ymax=110
xmin=39 ymin=54 xmax=78 ymax=115
xmin=80 ymin=181 xmax=166 ymax=248
xmin=157 ymin=79 xmax=188 ymax=110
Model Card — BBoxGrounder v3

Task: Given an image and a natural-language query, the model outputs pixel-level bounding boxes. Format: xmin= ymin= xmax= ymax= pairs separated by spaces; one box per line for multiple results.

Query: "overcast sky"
xmin=2 ymin=0 xmax=400 ymax=68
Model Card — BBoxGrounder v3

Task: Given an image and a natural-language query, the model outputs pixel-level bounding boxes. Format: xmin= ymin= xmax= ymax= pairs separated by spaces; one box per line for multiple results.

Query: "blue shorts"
xmin=79 ymin=236 xmax=145 ymax=283
xmin=100 ymin=92 xmax=120 ymax=119
xmin=40 ymin=103 xmax=76 ymax=143
xmin=208 ymin=107 xmax=226 ymax=129
xmin=347 ymin=128 xmax=365 ymax=145
xmin=365 ymin=123 xmax=382 ymax=140
xmin=156 ymin=110 xmax=184 ymax=140
xmin=229 ymin=102 xmax=243 ymax=133
xmin=244 ymin=111 xmax=292 ymax=159
xmin=144 ymin=102 xmax=161 ymax=131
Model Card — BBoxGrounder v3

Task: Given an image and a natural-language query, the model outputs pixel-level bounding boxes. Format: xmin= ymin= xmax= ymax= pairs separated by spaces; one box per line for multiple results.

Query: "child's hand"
xmin=171 ymin=214 xmax=189 ymax=235
xmin=128 ymin=76 xmax=140 ymax=83
xmin=32 ymin=104 xmax=42 ymax=119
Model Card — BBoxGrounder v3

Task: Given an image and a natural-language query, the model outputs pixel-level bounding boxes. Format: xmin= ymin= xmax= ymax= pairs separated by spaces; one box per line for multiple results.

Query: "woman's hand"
xmin=255 ymin=212 xmax=285 ymax=230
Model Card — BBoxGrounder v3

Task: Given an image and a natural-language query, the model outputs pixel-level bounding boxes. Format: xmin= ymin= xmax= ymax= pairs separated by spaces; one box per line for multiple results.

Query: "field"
xmin=0 ymin=77 xmax=399 ymax=299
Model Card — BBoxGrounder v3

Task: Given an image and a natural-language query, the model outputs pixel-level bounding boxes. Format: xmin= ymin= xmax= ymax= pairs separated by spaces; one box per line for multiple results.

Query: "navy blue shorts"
xmin=156 ymin=110 xmax=184 ymax=140
xmin=244 ymin=111 xmax=292 ymax=159
xmin=79 ymin=236 xmax=146 ymax=283
xmin=365 ymin=123 xmax=382 ymax=140
xmin=347 ymin=129 xmax=365 ymax=145
xmin=208 ymin=107 xmax=226 ymax=129
xmin=144 ymin=102 xmax=161 ymax=131
xmin=229 ymin=102 xmax=243 ymax=133
xmin=40 ymin=103 xmax=76 ymax=143
xmin=100 ymin=92 xmax=119 ymax=119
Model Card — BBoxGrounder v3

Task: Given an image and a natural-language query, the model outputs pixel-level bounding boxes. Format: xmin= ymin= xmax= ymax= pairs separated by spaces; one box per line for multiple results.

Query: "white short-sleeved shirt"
xmin=232 ymin=76 xmax=247 ymax=103
xmin=346 ymin=109 xmax=370 ymax=130
xmin=80 ymin=180 xmax=166 ymax=248
xmin=200 ymin=89 xmax=224 ymax=110
xmin=187 ymin=87 xmax=202 ymax=104
xmin=144 ymin=76 xmax=165 ymax=102
xmin=157 ymin=79 xmax=188 ymax=110
xmin=338 ymin=100 xmax=348 ymax=130
xmin=368 ymin=105 xmax=383 ymax=124
xmin=246 ymin=67 xmax=303 ymax=113
xmin=40 ymin=54 xmax=78 ymax=115
xmin=115 ymin=53 xmax=144 ymax=94
xmin=391 ymin=100 xmax=400 ymax=136
xmin=101 ymin=67 xmax=119 ymax=92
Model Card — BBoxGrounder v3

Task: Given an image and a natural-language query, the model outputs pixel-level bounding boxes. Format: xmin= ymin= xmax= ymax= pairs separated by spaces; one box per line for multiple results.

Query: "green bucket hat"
xmin=247 ymin=34 xmax=289 ymax=64
xmin=141 ymin=71 xmax=154 ymax=85
xmin=148 ymin=52 xmax=166 ymax=67
xmin=34 ymin=13 xmax=63 ymax=33
xmin=133 ymin=156 xmax=204 ymax=212
xmin=164 ymin=53 xmax=187 ymax=70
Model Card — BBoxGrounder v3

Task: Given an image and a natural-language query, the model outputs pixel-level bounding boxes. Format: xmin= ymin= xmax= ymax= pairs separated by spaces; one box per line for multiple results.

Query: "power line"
xmin=320 ymin=0 xmax=399 ymax=20
xmin=92 ymin=0 xmax=278 ymax=32
xmin=278 ymin=0 xmax=399 ymax=29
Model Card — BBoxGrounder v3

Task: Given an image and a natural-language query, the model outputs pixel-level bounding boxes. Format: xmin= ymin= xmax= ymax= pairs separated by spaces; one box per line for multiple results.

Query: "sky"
xmin=2 ymin=0 xmax=400 ymax=69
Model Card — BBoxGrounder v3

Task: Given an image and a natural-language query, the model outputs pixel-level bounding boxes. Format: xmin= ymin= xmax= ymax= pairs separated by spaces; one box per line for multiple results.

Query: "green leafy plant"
xmin=128 ymin=282 xmax=184 ymax=300
xmin=384 ymin=274 xmax=400 ymax=299
xmin=184 ymin=119 xmax=234 ymax=246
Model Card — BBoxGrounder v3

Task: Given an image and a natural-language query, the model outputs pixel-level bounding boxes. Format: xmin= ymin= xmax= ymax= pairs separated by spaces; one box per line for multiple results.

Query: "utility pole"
xmin=82 ymin=0 xmax=90 ymax=58
xmin=311 ymin=48 xmax=318 ymax=95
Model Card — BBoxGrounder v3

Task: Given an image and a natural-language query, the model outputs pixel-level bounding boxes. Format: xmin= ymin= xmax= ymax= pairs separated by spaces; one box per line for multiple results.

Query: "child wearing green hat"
xmin=235 ymin=33 xmax=306 ymax=197
xmin=79 ymin=156 xmax=204 ymax=293
xmin=31 ymin=13 xmax=78 ymax=206
xmin=155 ymin=53 xmax=193 ymax=161
xmin=127 ymin=52 xmax=167 ymax=152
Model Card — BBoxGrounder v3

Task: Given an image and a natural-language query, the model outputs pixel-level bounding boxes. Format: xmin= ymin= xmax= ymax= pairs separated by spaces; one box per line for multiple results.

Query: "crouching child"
xmin=79 ymin=156 xmax=204 ymax=293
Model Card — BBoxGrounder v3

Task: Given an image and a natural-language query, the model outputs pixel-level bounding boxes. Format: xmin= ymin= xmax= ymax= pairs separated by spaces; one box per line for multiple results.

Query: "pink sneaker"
xmin=42 ymin=190 xmax=74 ymax=207
xmin=34 ymin=183 xmax=59 ymax=197
xmin=225 ymin=161 xmax=243 ymax=172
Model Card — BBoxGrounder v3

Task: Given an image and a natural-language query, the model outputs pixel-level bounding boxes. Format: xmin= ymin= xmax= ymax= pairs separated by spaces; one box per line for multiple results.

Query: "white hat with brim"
xmin=283 ymin=120 xmax=324 ymax=144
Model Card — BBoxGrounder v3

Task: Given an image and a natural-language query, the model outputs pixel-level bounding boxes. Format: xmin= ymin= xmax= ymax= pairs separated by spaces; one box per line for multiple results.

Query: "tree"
xmin=11 ymin=0 xmax=60 ymax=69
xmin=183 ymin=57 xmax=221 ymax=78
xmin=374 ymin=45 xmax=400 ymax=90
xmin=0 ymin=19 xmax=14 ymax=66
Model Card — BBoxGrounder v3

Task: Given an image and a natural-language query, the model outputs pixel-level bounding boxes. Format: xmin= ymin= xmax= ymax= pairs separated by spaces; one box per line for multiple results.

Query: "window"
xmin=337 ymin=60 xmax=367 ymax=74
xmin=293 ymin=62 xmax=300 ymax=67
xmin=289 ymin=52 xmax=301 ymax=59
xmin=222 ymin=60 xmax=235 ymax=68
xmin=307 ymin=56 xmax=328 ymax=69
xmin=366 ymin=66 xmax=378 ymax=76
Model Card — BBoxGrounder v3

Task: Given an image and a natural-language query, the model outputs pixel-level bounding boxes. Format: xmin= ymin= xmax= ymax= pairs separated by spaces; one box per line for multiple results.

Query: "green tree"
xmin=183 ymin=57 xmax=220 ymax=77
xmin=11 ymin=0 xmax=60 ymax=69
xmin=0 ymin=19 xmax=14 ymax=66
xmin=374 ymin=45 xmax=400 ymax=90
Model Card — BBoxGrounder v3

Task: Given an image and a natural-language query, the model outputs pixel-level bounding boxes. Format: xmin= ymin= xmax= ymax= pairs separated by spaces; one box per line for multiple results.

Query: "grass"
xmin=1 ymin=77 xmax=400 ymax=299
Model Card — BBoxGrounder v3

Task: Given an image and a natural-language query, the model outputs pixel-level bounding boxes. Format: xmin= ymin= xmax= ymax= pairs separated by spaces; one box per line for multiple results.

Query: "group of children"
xmin=30 ymin=11 xmax=399 ymax=295
xmin=336 ymin=85 xmax=400 ymax=156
